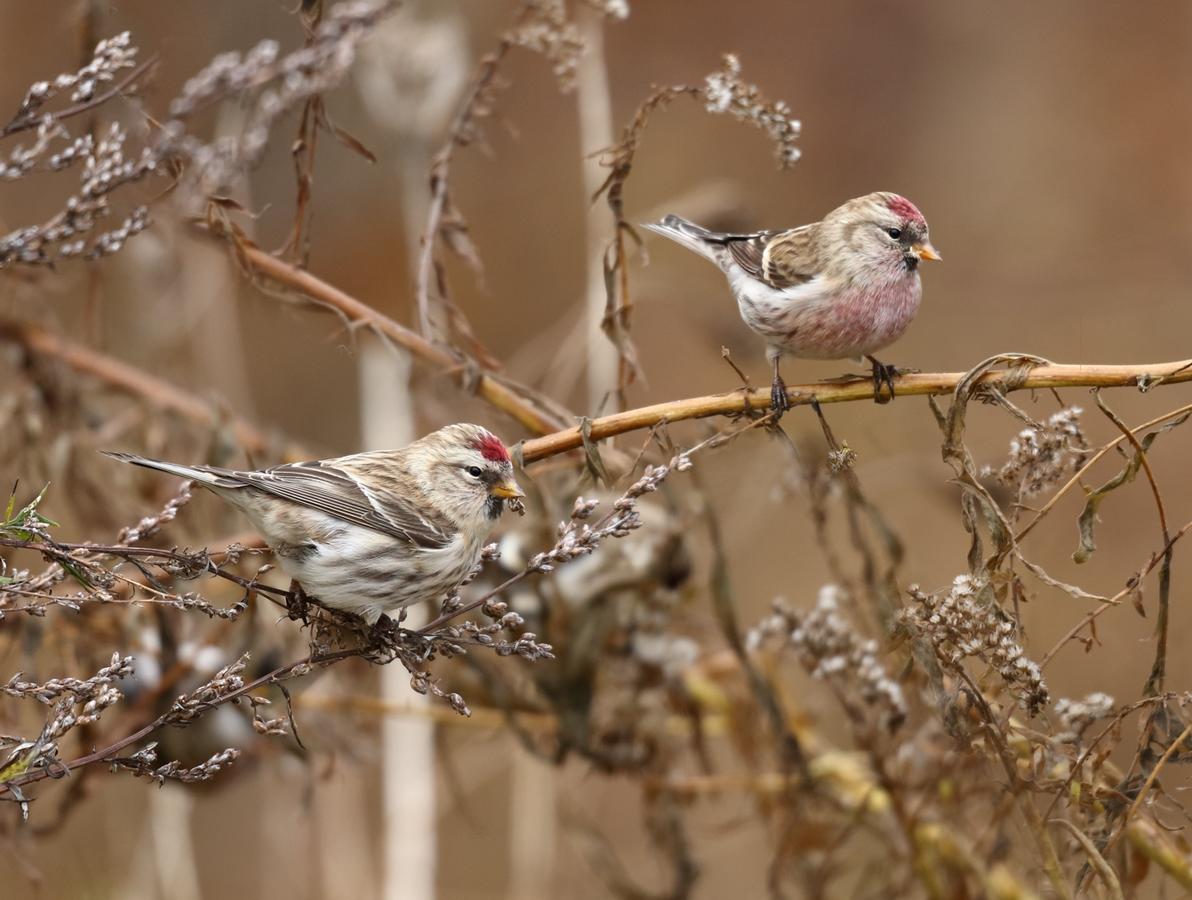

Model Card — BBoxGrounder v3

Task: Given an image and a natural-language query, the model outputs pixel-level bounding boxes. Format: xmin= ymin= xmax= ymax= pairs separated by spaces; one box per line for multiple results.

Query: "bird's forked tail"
xmin=101 ymin=451 xmax=239 ymax=489
xmin=641 ymin=214 xmax=722 ymax=263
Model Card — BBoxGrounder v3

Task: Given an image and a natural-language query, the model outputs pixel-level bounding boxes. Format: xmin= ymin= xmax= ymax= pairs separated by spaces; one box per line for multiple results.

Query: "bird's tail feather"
xmin=641 ymin=214 xmax=722 ymax=263
xmin=101 ymin=450 xmax=238 ymax=488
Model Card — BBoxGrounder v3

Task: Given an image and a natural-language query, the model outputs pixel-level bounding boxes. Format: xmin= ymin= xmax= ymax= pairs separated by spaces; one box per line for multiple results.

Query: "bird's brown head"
xmin=410 ymin=423 xmax=524 ymax=526
xmin=822 ymin=192 xmax=941 ymax=283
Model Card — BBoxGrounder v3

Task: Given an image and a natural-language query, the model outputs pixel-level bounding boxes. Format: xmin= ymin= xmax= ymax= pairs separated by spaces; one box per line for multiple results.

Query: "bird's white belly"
xmin=274 ymin=522 xmax=484 ymax=624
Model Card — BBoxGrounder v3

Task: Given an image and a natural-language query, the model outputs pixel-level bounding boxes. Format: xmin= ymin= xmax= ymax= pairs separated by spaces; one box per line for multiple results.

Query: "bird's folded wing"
xmin=235 ymin=461 xmax=454 ymax=548
xmin=727 ymin=225 xmax=817 ymax=290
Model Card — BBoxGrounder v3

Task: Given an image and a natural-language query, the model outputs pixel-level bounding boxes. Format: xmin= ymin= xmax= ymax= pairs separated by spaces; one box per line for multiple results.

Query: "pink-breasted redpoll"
xmin=644 ymin=192 xmax=941 ymax=410
xmin=104 ymin=423 xmax=524 ymax=625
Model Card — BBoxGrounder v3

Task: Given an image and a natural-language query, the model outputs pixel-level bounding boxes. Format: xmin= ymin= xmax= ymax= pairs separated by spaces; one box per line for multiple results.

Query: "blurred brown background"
xmin=2 ymin=1 xmax=1192 ymax=897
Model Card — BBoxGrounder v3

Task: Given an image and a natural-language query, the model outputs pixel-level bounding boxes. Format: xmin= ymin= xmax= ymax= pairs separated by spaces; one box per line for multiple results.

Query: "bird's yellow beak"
xmin=490 ymin=478 xmax=525 ymax=500
xmin=913 ymin=242 xmax=942 ymax=262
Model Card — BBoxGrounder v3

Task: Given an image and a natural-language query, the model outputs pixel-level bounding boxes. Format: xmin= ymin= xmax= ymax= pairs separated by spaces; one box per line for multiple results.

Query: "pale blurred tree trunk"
xmin=117 ymin=786 xmax=203 ymax=900
xmin=501 ymin=12 xmax=624 ymax=900
xmin=578 ymin=7 xmax=619 ymax=416
xmin=359 ymin=340 xmax=431 ymax=900
xmin=355 ymin=6 xmax=469 ymax=899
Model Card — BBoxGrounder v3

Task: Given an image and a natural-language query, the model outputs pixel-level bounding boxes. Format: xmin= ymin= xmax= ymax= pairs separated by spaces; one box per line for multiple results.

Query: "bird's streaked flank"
xmin=645 ymin=191 xmax=940 ymax=410
xmin=104 ymin=423 xmax=524 ymax=625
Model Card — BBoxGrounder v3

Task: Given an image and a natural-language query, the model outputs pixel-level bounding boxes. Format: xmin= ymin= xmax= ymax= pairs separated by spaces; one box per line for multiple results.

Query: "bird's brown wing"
xmin=234 ymin=461 xmax=454 ymax=548
xmin=726 ymin=225 xmax=818 ymax=290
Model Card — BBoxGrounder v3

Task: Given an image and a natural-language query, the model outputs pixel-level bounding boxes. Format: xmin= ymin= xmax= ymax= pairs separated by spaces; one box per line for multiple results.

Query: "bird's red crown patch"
xmin=474 ymin=433 xmax=510 ymax=463
xmin=885 ymin=195 xmax=925 ymax=224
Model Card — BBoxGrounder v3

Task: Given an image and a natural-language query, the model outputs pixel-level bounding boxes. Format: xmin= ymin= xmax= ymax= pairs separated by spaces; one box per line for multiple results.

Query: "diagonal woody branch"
xmin=227 ymin=244 xmax=1192 ymax=462
xmin=519 ymin=359 xmax=1192 ymax=462
xmin=0 ymin=319 xmax=280 ymax=456
xmin=239 ymin=246 xmax=570 ymax=436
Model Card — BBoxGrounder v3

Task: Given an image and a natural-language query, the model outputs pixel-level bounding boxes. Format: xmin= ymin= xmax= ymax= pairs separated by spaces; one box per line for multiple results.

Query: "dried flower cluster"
xmin=15 ymin=32 xmax=137 ymax=118
xmin=115 ymin=744 xmax=241 ymax=785
xmin=508 ymin=1 xmax=586 ymax=91
xmin=163 ymin=0 xmax=397 ymax=198
xmin=0 ymin=653 xmax=134 ymax=817
xmin=0 ymin=120 xmax=155 ymax=266
xmin=0 ymin=2 xmax=398 ymax=269
xmin=2 ymin=652 xmax=132 ymax=706
xmin=584 ymin=0 xmax=630 ymax=20
xmin=116 ymin=482 xmax=194 ymax=545
xmin=984 ymin=406 xmax=1088 ymax=499
xmin=904 ymin=575 xmax=1049 ymax=713
xmin=1054 ymin=691 xmax=1114 ymax=742
xmin=702 ymin=54 xmax=802 ymax=166
xmin=527 ymin=462 xmax=688 ymax=574
xmin=750 ymin=586 xmax=906 ymax=732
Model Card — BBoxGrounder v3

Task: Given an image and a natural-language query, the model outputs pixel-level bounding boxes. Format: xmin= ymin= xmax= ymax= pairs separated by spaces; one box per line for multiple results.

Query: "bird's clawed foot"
xmin=866 ymin=356 xmax=900 ymax=404
xmin=369 ymin=613 xmax=399 ymax=646
xmin=286 ymin=580 xmax=311 ymax=624
xmin=770 ymin=375 xmax=792 ymax=417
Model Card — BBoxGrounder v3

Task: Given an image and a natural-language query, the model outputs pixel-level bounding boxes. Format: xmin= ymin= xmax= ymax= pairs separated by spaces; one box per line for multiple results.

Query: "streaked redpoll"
xmin=104 ymin=423 xmax=524 ymax=625
xmin=644 ymin=192 xmax=940 ymax=410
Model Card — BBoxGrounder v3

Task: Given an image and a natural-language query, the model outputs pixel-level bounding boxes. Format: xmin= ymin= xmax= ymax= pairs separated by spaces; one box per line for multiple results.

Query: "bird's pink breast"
xmin=776 ymin=275 xmax=922 ymax=360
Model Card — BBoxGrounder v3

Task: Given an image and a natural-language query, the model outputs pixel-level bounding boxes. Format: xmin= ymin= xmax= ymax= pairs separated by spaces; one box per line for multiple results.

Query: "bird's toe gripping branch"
xmin=285 ymin=580 xmax=312 ymax=624
xmin=770 ymin=357 xmax=792 ymax=416
xmin=866 ymin=356 xmax=901 ymax=404
xmin=770 ymin=375 xmax=792 ymax=416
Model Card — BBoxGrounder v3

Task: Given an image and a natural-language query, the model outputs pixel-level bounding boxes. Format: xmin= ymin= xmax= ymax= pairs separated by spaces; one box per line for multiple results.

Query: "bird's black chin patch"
xmin=903 ymin=254 xmax=919 ymax=272
xmin=486 ymin=496 xmax=504 ymax=520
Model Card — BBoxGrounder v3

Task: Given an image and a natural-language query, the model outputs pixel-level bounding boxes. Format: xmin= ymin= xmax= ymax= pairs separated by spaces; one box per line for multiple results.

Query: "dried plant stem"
xmin=237 ymin=245 xmax=569 ymax=435
xmin=950 ymin=667 xmax=1071 ymax=899
xmin=0 ymin=319 xmax=279 ymax=456
xmin=520 ymin=359 xmax=1192 ymax=462
xmin=1125 ymin=819 xmax=1192 ymax=891
xmin=1016 ymin=398 xmax=1192 ymax=542
xmin=414 ymin=42 xmax=511 ymax=342
xmin=1107 ymin=719 xmax=1192 ymax=855
xmin=1048 ymin=819 xmax=1123 ymax=900
xmin=0 ymin=645 xmax=357 ymax=798
xmin=1094 ymin=392 xmax=1174 ymax=696
xmin=195 ymin=240 xmax=1192 ymax=464
xmin=0 ymin=55 xmax=158 ymax=139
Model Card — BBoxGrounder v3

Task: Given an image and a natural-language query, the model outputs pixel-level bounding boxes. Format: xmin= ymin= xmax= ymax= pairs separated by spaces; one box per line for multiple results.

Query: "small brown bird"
xmin=644 ymin=192 xmax=941 ymax=410
xmin=104 ymin=423 xmax=524 ymax=625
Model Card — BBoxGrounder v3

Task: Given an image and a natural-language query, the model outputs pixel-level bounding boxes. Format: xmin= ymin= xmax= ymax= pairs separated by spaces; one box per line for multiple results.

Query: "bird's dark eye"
xmin=466 ymin=466 xmax=483 ymax=478
xmin=886 ymin=227 xmax=902 ymax=240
